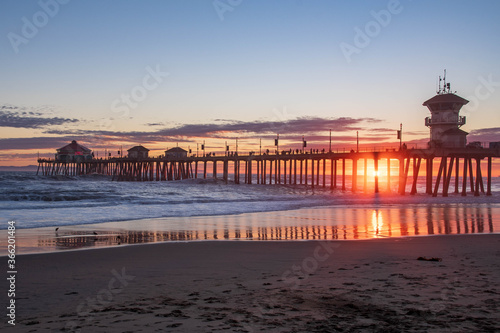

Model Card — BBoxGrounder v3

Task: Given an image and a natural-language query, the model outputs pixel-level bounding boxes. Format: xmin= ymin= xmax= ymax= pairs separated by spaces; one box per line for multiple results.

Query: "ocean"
xmin=1 ymin=171 xmax=500 ymax=230
xmin=0 ymin=171 xmax=339 ymax=230
xmin=1 ymin=171 xmax=499 ymax=254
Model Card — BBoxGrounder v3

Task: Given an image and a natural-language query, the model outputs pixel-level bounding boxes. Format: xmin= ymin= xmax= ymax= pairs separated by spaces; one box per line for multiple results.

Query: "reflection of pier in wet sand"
xmin=30 ymin=204 xmax=498 ymax=253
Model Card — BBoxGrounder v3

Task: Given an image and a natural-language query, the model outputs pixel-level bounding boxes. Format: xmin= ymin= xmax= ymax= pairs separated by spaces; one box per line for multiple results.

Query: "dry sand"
xmin=2 ymin=234 xmax=499 ymax=332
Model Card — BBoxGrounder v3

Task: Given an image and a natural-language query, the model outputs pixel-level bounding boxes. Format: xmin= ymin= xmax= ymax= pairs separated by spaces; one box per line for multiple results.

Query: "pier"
xmin=34 ymin=74 xmax=500 ymax=197
xmin=37 ymin=147 xmax=499 ymax=197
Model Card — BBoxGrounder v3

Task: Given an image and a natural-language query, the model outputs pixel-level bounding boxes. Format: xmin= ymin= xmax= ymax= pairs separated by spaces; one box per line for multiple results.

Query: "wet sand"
xmin=3 ymin=234 xmax=500 ymax=332
xmin=2 ymin=201 xmax=499 ymax=255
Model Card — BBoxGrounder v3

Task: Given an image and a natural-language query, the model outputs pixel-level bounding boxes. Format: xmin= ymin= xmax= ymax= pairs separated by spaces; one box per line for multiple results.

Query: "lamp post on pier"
xmin=329 ymin=129 xmax=332 ymax=152
xmin=356 ymin=131 xmax=359 ymax=153
xmin=397 ymin=123 xmax=402 ymax=150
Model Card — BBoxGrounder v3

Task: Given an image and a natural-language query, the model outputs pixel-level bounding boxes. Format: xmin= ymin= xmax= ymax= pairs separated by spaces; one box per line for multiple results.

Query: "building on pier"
xmin=165 ymin=147 xmax=187 ymax=159
xmin=424 ymin=72 xmax=469 ymax=148
xmin=127 ymin=145 xmax=150 ymax=159
xmin=55 ymin=140 xmax=92 ymax=162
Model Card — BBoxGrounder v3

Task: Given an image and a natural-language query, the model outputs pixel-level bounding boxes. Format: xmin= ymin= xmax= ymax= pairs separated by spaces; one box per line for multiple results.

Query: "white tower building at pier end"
xmin=423 ymin=71 xmax=469 ymax=148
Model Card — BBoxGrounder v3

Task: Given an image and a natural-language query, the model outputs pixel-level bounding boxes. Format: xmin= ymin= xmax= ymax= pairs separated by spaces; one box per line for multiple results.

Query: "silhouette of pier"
xmin=37 ymin=147 xmax=499 ymax=197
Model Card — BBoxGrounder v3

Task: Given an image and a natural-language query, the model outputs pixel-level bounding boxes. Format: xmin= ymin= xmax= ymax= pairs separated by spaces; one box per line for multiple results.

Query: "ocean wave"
xmin=1 ymin=170 xmax=499 ymax=230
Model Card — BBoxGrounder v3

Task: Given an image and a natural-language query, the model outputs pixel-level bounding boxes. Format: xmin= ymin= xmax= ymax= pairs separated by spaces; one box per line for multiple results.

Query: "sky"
xmin=1 ymin=0 xmax=500 ymax=166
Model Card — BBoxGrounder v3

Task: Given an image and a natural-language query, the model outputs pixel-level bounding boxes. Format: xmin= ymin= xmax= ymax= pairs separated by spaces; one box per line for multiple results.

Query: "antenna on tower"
xmin=443 ymin=69 xmax=450 ymax=93
xmin=437 ymin=69 xmax=452 ymax=94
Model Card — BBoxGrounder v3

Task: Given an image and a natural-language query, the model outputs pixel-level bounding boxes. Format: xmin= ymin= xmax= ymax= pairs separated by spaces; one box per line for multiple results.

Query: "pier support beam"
xmin=410 ymin=157 xmax=421 ymax=195
xmin=462 ymin=157 xmax=468 ymax=196
xmin=269 ymin=160 xmax=273 ymax=184
xmin=247 ymin=159 xmax=252 ymax=184
xmin=330 ymin=159 xmax=334 ymax=189
xmin=398 ymin=158 xmax=405 ymax=195
xmin=487 ymin=157 xmax=492 ymax=196
xmin=475 ymin=158 xmax=481 ymax=196
xmin=223 ymin=159 xmax=228 ymax=184
xmin=363 ymin=158 xmax=367 ymax=192
xmin=469 ymin=159 xmax=474 ymax=193
xmin=299 ymin=159 xmax=303 ymax=185
xmin=342 ymin=159 xmax=346 ymax=191
xmin=352 ymin=158 xmax=357 ymax=192
xmin=293 ymin=159 xmax=297 ymax=185
xmin=387 ymin=158 xmax=391 ymax=192
xmin=322 ymin=158 xmax=326 ymax=188
xmin=305 ymin=159 xmax=308 ymax=186
xmin=316 ymin=158 xmax=320 ymax=187
xmin=262 ymin=160 xmax=266 ymax=184
xmin=426 ymin=158 xmax=433 ymax=195
xmin=274 ymin=157 xmax=280 ymax=184
xmin=444 ymin=157 xmax=454 ymax=197
xmin=311 ymin=159 xmax=315 ymax=189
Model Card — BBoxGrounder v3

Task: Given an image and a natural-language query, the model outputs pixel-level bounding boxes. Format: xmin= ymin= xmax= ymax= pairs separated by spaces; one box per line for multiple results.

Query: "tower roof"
xmin=423 ymin=93 xmax=469 ymax=107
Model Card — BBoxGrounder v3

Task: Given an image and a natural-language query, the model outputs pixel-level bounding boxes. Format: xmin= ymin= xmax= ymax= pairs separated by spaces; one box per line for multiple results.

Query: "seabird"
xmin=93 ymin=231 xmax=98 ymax=235
xmin=55 ymin=227 xmax=59 ymax=232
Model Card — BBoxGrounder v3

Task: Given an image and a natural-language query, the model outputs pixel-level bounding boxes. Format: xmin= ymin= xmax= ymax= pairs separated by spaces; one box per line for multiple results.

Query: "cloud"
xmin=43 ymin=116 xmax=382 ymax=142
xmin=0 ymin=104 xmax=79 ymax=129
xmin=0 ymin=135 xmax=189 ymax=151
xmin=53 ymin=116 xmax=378 ymax=138
xmin=468 ymin=127 xmax=500 ymax=142
xmin=2 ymin=116 xmax=388 ymax=151
xmin=0 ymin=137 xmax=72 ymax=150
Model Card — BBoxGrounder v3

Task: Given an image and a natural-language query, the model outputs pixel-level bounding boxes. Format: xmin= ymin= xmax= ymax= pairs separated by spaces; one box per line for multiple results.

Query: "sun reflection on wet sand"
xmin=2 ymin=203 xmax=498 ymax=255
xmin=371 ymin=210 xmax=384 ymax=238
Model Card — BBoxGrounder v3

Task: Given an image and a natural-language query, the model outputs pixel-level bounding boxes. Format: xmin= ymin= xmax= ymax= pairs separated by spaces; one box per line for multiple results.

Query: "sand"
xmin=2 ymin=234 xmax=499 ymax=332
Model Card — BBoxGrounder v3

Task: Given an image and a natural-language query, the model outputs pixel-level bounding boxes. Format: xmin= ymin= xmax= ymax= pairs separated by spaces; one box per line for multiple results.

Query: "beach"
xmin=3 ymin=233 xmax=500 ymax=332
xmin=1 ymin=173 xmax=500 ymax=332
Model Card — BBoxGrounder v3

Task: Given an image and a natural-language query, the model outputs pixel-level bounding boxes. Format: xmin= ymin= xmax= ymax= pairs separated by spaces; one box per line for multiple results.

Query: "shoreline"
xmin=2 ymin=200 xmax=499 ymax=256
xmin=8 ymin=232 xmax=500 ymax=258
xmin=5 ymin=190 xmax=500 ymax=230
xmin=4 ymin=234 xmax=500 ymax=332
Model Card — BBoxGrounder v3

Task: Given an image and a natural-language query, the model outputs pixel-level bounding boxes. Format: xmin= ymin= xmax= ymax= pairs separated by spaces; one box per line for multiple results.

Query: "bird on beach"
xmin=93 ymin=231 xmax=98 ymax=235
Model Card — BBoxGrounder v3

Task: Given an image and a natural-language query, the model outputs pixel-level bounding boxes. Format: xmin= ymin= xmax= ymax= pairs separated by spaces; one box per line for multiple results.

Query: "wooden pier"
xmin=37 ymin=148 xmax=499 ymax=196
